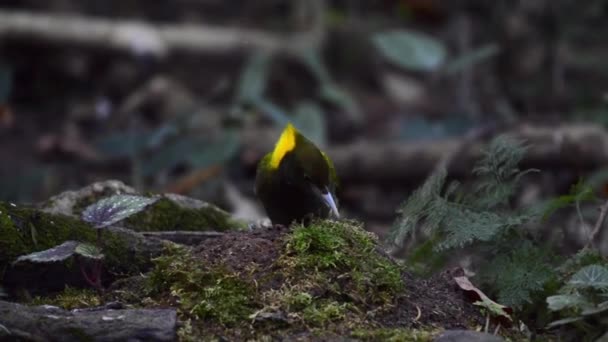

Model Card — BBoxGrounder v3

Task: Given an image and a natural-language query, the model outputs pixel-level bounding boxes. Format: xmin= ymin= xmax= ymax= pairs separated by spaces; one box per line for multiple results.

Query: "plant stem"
xmin=586 ymin=199 xmax=608 ymax=249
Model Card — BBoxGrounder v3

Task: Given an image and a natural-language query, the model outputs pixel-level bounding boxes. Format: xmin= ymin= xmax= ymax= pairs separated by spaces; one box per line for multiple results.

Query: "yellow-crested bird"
xmin=255 ymin=123 xmax=339 ymax=226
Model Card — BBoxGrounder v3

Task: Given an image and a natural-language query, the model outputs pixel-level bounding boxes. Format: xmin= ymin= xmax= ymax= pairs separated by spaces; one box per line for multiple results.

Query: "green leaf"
xmin=581 ymin=300 xmax=608 ymax=316
xmin=235 ymin=51 xmax=273 ymax=105
xmin=187 ymin=130 xmax=241 ymax=168
xmin=372 ymin=29 xmax=446 ymax=71
xmin=95 ymin=125 xmax=178 ymax=159
xmin=75 ymin=243 xmax=104 ymax=260
xmin=319 ymin=84 xmax=360 ymax=119
xmin=252 ymin=98 xmax=291 ymax=127
xmin=14 ymin=241 xmax=79 ymax=264
xmin=547 ymin=316 xmax=584 ymax=329
xmin=542 ymin=179 xmax=595 ymax=220
xmin=300 ymin=50 xmax=361 ymax=121
xmin=82 ymin=194 xmax=158 ymax=228
xmin=547 ymin=294 xmax=591 ymax=312
xmin=292 ymin=101 xmax=326 ymax=147
xmin=142 ymin=138 xmax=193 ymax=176
xmin=568 ymin=264 xmax=608 ymax=290
xmin=444 ymin=44 xmax=500 ymax=75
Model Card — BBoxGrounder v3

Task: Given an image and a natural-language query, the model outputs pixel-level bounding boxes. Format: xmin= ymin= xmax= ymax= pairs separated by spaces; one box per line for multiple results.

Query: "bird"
xmin=255 ymin=123 xmax=340 ymax=226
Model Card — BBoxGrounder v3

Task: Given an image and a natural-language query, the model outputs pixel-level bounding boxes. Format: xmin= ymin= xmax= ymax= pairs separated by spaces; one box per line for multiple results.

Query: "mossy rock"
xmin=0 ymin=202 xmax=165 ymax=294
xmin=123 ymin=195 xmax=246 ymax=232
xmin=39 ymin=180 xmax=246 ymax=232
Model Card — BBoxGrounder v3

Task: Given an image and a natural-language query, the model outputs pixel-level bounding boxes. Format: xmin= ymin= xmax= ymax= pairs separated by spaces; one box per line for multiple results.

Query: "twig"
xmin=586 ymin=199 xmax=608 ymax=249
xmin=493 ymin=323 xmax=501 ymax=335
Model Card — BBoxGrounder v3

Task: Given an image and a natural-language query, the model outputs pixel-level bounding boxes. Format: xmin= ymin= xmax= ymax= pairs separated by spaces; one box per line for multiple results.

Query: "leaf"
xmin=568 ymin=264 xmax=608 ymax=290
xmin=372 ymin=29 xmax=446 ymax=71
xmin=319 ymin=84 xmax=361 ymax=120
xmin=292 ymin=101 xmax=326 ymax=147
xmin=141 ymin=138 xmax=194 ymax=176
xmin=187 ymin=130 xmax=241 ymax=168
xmin=252 ymin=98 xmax=291 ymax=127
xmin=581 ymin=300 xmax=608 ymax=316
xmin=547 ymin=294 xmax=591 ymax=312
xmin=482 ymin=242 xmax=555 ymax=309
xmin=542 ymin=179 xmax=595 ymax=220
xmin=81 ymin=194 xmax=158 ymax=228
xmin=444 ymin=44 xmax=500 ymax=75
xmin=75 ymin=243 xmax=104 ymax=260
xmin=547 ymin=316 xmax=584 ymax=329
xmin=300 ymin=50 xmax=361 ymax=121
xmin=235 ymin=51 xmax=272 ymax=105
xmin=13 ymin=241 xmax=79 ymax=264
xmin=95 ymin=125 xmax=178 ymax=159
xmin=454 ymin=276 xmax=512 ymax=323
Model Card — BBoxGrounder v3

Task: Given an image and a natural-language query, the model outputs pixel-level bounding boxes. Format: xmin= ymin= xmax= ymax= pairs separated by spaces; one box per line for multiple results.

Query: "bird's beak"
xmin=321 ymin=189 xmax=340 ymax=219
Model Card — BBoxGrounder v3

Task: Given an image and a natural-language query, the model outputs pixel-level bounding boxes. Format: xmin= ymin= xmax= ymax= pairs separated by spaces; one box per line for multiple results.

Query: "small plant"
xmin=389 ymin=134 xmax=608 ymax=338
xmin=13 ymin=194 xmax=157 ymax=294
xmin=546 ymin=263 xmax=608 ymax=338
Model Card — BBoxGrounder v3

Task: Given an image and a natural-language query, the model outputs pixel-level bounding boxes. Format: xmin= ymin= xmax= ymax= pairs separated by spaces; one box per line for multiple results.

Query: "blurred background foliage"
xmin=2 ymin=0 xmax=608 ymax=237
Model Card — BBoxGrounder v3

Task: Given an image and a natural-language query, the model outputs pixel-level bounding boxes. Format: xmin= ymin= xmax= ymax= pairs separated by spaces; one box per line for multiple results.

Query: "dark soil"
xmin=192 ymin=225 xmax=483 ymax=330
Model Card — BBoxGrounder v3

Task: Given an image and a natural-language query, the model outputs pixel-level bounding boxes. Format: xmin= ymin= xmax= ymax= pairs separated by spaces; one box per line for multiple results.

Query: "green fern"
xmin=389 ymin=135 xmax=553 ymax=310
xmin=471 ymin=135 xmax=537 ymax=209
xmin=388 ymin=169 xmax=447 ymax=248
xmin=482 ymin=242 xmax=555 ymax=309
xmin=389 ymin=135 xmax=537 ymax=252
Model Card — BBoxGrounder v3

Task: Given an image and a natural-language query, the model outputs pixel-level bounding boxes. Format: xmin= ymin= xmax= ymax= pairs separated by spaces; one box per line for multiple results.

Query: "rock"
xmin=434 ymin=330 xmax=505 ymax=342
xmin=41 ymin=180 xmax=136 ymax=216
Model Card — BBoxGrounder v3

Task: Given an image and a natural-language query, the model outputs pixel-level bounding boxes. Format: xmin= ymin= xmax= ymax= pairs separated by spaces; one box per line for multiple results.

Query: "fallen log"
xmin=0 ymin=10 xmax=312 ymax=57
xmin=241 ymin=123 xmax=608 ymax=183
xmin=0 ymin=300 xmax=177 ymax=342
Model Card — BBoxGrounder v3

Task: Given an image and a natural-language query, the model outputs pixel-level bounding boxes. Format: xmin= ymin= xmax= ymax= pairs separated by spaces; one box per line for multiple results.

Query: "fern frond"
xmin=482 ymin=242 xmax=555 ymax=309
xmin=387 ymin=168 xmax=447 ymax=247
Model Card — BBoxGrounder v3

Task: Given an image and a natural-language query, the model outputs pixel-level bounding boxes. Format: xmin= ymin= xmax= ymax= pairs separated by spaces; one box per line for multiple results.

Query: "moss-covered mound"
xmin=140 ymin=220 xmax=482 ymax=340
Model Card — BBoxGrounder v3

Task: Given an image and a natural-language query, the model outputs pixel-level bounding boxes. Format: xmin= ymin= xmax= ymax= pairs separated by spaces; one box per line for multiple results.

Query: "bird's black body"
xmin=255 ymin=124 xmax=339 ymax=226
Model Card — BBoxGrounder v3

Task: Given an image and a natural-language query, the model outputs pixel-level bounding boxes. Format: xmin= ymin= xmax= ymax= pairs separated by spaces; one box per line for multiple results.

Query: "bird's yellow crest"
xmin=270 ymin=123 xmax=297 ymax=169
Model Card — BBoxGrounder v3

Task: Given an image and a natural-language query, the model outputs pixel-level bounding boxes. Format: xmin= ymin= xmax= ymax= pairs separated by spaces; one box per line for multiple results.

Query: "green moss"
xmin=30 ymin=286 xmax=101 ymax=309
xmin=147 ymin=244 xmax=257 ymax=325
xmin=125 ymin=220 xmax=409 ymax=339
xmin=0 ymin=206 xmax=28 ymax=267
xmin=123 ymin=198 xmax=245 ymax=232
xmin=281 ymin=220 xmax=404 ymax=304
xmin=302 ymin=300 xmax=349 ymax=326
xmin=350 ymin=328 xmax=436 ymax=341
